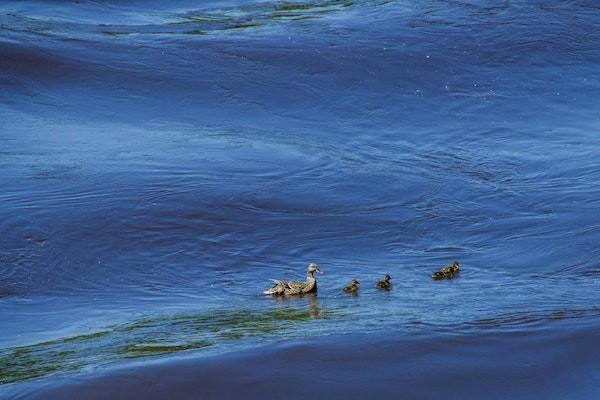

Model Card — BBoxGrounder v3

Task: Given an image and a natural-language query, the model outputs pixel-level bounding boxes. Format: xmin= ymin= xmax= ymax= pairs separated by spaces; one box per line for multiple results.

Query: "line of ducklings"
xmin=263 ymin=261 xmax=460 ymax=296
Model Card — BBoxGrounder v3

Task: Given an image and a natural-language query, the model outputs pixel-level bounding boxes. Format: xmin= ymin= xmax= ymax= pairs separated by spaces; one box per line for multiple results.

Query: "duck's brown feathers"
xmin=263 ymin=264 xmax=320 ymax=296
xmin=343 ymin=279 xmax=359 ymax=293
xmin=376 ymin=274 xmax=391 ymax=290
xmin=432 ymin=261 xmax=460 ymax=280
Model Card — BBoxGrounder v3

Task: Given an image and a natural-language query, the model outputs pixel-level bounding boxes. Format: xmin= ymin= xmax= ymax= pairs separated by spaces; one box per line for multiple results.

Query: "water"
xmin=1 ymin=0 xmax=599 ymax=396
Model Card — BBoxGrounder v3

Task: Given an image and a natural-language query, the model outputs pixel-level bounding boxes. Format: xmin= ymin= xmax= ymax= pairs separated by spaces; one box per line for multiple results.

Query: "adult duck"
xmin=263 ymin=263 xmax=322 ymax=296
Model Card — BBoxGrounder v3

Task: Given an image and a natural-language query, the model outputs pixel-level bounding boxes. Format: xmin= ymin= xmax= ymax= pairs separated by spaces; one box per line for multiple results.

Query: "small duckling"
xmin=432 ymin=261 xmax=460 ymax=280
xmin=376 ymin=274 xmax=392 ymax=290
xmin=342 ymin=279 xmax=360 ymax=293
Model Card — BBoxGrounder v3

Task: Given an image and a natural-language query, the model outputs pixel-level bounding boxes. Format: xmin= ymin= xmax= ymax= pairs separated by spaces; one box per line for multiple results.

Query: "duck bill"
xmin=316 ymin=268 xmax=323 ymax=274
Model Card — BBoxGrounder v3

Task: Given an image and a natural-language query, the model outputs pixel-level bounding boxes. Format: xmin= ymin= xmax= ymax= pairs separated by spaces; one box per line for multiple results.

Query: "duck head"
xmin=384 ymin=274 xmax=391 ymax=282
xmin=351 ymin=279 xmax=359 ymax=286
xmin=307 ymin=263 xmax=322 ymax=274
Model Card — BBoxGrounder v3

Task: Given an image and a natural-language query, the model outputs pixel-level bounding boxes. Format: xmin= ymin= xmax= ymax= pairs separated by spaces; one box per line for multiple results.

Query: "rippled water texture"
xmin=1 ymin=0 xmax=599 ymax=397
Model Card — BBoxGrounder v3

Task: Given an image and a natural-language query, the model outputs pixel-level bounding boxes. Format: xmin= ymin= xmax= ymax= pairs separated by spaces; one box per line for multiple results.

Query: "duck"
xmin=342 ymin=279 xmax=359 ymax=293
xmin=431 ymin=261 xmax=460 ymax=280
xmin=263 ymin=263 xmax=322 ymax=296
xmin=376 ymin=274 xmax=392 ymax=290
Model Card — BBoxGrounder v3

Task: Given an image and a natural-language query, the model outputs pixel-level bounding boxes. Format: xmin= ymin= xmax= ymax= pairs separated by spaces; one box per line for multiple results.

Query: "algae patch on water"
xmin=0 ymin=347 xmax=79 ymax=385
xmin=273 ymin=1 xmax=353 ymax=12
xmin=172 ymin=0 xmax=354 ymax=36
xmin=121 ymin=341 xmax=212 ymax=359
xmin=0 ymin=0 xmax=360 ymax=41
xmin=0 ymin=306 xmax=335 ymax=385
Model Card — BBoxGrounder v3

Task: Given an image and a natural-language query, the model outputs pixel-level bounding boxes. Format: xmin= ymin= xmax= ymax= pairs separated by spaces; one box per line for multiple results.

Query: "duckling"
xmin=431 ymin=261 xmax=460 ymax=280
xmin=342 ymin=279 xmax=360 ymax=293
xmin=263 ymin=263 xmax=322 ymax=296
xmin=376 ymin=274 xmax=392 ymax=290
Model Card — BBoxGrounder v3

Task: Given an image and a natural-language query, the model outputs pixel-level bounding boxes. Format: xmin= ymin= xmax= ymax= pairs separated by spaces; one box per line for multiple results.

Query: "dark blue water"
xmin=1 ymin=0 xmax=599 ymax=397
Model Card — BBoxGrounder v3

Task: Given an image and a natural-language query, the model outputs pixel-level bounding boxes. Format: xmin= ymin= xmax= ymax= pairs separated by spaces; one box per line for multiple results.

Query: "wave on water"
xmin=2 ymin=299 xmax=599 ymax=385
xmin=1 ymin=0 xmax=600 ymax=394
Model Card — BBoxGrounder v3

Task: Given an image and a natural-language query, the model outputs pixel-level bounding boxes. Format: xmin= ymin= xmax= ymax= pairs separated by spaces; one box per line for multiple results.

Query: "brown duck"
xmin=432 ymin=261 xmax=460 ymax=280
xmin=342 ymin=279 xmax=360 ymax=293
xmin=263 ymin=263 xmax=322 ymax=296
xmin=376 ymin=274 xmax=392 ymax=290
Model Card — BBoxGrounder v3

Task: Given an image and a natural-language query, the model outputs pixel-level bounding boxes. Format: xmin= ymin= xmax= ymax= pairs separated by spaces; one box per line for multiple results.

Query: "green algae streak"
xmin=121 ymin=341 xmax=213 ymax=359
xmin=0 ymin=306 xmax=336 ymax=385
xmin=273 ymin=1 xmax=353 ymax=11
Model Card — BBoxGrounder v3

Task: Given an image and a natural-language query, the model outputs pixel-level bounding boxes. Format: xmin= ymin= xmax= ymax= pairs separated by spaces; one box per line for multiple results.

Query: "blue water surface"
xmin=1 ymin=0 xmax=599 ymax=396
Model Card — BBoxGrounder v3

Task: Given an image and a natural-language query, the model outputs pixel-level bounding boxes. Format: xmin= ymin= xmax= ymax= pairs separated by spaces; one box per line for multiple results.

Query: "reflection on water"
xmin=270 ymin=293 xmax=323 ymax=318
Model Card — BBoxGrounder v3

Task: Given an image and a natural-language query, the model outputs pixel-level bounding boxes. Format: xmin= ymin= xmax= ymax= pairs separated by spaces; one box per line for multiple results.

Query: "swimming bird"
xmin=376 ymin=274 xmax=392 ymax=290
xmin=263 ymin=263 xmax=322 ymax=296
xmin=342 ymin=279 xmax=359 ymax=293
xmin=432 ymin=261 xmax=460 ymax=280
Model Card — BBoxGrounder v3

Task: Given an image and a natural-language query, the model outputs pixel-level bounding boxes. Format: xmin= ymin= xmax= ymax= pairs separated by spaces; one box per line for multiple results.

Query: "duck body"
xmin=342 ymin=279 xmax=359 ymax=293
xmin=376 ymin=274 xmax=392 ymax=290
xmin=264 ymin=277 xmax=316 ymax=296
xmin=263 ymin=263 xmax=321 ymax=296
xmin=432 ymin=261 xmax=460 ymax=280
